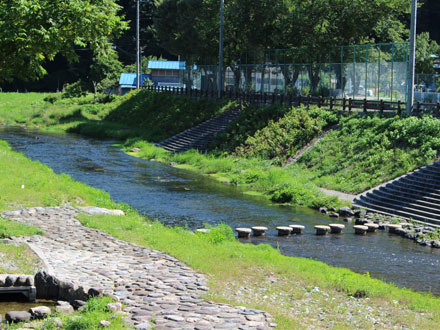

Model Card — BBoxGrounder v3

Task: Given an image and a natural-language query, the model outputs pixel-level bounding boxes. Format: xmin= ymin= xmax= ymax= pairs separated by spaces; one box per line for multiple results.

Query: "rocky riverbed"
xmin=1 ymin=207 xmax=275 ymax=330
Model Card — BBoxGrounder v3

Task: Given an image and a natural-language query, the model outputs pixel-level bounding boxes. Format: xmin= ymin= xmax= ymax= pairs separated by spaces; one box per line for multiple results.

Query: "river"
xmin=1 ymin=126 xmax=439 ymax=295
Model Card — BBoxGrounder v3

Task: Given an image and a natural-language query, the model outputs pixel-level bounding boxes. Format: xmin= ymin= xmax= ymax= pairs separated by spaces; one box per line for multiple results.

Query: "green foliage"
xmin=62 ymin=81 xmax=88 ymax=99
xmin=198 ymin=224 xmax=236 ymax=245
xmin=416 ymin=32 xmax=440 ymax=74
xmin=299 ymin=114 xmax=440 ymax=193
xmin=234 ymin=107 xmax=337 ymax=164
xmin=215 ymin=104 xmax=291 ymax=152
xmin=0 ymin=0 xmax=127 ymax=81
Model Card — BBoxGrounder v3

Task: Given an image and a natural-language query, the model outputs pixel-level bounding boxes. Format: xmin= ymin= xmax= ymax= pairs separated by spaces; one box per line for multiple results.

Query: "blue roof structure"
xmin=119 ymin=73 xmax=150 ymax=88
xmin=148 ymin=61 xmax=186 ymax=70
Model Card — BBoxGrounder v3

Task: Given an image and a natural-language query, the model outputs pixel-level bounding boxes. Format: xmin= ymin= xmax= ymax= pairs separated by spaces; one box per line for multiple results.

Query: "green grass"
xmin=0 ymin=218 xmax=42 ymax=238
xmin=17 ymin=297 xmax=131 ymax=330
xmin=298 ymin=114 xmax=440 ymax=193
xmin=124 ymin=141 xmax=342 ymax=209
xmin=0 ymin=138 xmax=439 ymax=328
xmin=0 ymin=244 xmax=42 ymax=274
xmin=0 ymin=91 xmax=236 ymax=142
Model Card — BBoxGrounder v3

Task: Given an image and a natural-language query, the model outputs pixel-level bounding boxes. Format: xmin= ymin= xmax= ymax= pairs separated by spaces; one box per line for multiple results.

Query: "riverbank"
xmin=3 ymin=92 xmax=440 ymax=208
xmin=1 ymin=131 xmax=440 ymax=328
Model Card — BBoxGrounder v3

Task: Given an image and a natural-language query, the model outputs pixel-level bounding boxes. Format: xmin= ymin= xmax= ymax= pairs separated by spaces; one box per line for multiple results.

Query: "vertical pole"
xmin=218 ymin=0 xmax=224 ymax=98
xmin=407 ymin=0 xmax=417 ymax=115
xmin=391 ymin=43 xmax=394 ymax=102
xmin=365 ymin=45 xmax=368 ymax=99
xmin=136 ymin=0 xmax=140 ymax=89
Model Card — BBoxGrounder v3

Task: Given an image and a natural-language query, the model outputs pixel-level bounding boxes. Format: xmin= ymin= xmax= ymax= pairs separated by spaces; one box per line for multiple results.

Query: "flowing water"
xmin=1 ymin=126 xmax=440 ymax=294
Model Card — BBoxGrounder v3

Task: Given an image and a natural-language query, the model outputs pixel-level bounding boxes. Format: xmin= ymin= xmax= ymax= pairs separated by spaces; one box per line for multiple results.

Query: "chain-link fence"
xmin=180 ymin=43 xmax=409 ymax=102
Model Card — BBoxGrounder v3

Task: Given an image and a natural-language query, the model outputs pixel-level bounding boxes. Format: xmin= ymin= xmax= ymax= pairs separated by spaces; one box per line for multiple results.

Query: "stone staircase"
xmin=354 ymin=161 xmax=440 ymax=226
xmin=157 ymin=107 xmax=240 ymax=152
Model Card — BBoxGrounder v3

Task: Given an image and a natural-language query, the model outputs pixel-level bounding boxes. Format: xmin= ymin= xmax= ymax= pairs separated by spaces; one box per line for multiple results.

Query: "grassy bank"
xmin=3 ymin=92 xmax=439 ymax=199
xmin=0 ymin=133 xmax=440 ymax=328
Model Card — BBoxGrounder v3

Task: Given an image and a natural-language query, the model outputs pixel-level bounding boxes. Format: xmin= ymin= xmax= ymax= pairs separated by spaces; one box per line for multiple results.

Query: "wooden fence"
xmin=144 ymin=85 xmax=440 ymax=116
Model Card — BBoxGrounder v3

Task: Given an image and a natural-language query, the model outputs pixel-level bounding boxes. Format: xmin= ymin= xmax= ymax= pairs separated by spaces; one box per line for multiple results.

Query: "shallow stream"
xmin=1 ymin=126 xmax=440 ymax=294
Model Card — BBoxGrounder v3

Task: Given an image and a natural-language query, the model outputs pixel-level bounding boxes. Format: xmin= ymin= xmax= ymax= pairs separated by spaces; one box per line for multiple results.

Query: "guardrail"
xmin=144 ymin=85 xmax=440 ymax=116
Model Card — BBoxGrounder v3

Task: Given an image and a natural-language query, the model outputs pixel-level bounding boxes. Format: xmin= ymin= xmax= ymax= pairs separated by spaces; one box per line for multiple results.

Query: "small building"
xmin=118 ymin=73 xmax=150 ymax=95
xmin=148 ymin=61 xmax=186 ymax=88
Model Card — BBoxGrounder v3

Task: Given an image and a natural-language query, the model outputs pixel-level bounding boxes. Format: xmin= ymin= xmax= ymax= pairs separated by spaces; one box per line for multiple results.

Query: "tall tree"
xmin=0 ymin=0 xmax=127 ymax=82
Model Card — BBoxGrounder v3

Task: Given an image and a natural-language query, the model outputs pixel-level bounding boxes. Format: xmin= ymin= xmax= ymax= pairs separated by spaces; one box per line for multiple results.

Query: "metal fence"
xmin=181 ymin=43 xmax=409 ymax=102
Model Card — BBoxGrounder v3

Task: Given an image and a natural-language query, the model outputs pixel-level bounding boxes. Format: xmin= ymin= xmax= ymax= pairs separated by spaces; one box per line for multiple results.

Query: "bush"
xmin=234 ymin=106 xmax=338 ymax=164
xmin=62 ymin=81 xmax=87 ymax=99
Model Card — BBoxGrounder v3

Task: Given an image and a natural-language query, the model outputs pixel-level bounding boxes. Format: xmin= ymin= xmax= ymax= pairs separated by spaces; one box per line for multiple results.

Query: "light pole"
xmin=218 ymin=0 xmax=224 ymax=98
xmin=407 ymin=0 xmax=417 ymax=115
xmin=136 ymin=0 xmax=140 ymax=89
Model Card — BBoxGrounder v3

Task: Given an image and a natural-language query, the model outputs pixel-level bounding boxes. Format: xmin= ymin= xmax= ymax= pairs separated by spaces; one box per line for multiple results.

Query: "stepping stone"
xmin=353 ymin=225 xmax=368 ymax=235
xmin=386 ymin=224 xmax=402 ymax=234
xmin=314 ymin=225 xmax=330 ymax=235
xmin=276 ymin=226 xmax=293 ymax=236
xmin=289 ymin=224 xmax=305 ymax=234
xmin=364 ymin=223 xmax=379 ymax=233
xmin=195 ymin=229 xmax=210 ymax=234
xmin=235 ymin=228 xmax=252 ymax=238
xmin=329 ymin=224 xmax=345 ymax=234
xmin=251 ymin=226 xmax=268 ymax=237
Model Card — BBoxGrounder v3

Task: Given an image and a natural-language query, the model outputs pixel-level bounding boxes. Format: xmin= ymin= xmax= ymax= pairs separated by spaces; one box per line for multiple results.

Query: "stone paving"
xmin=1 ymin=207 xmax=275 ymax=330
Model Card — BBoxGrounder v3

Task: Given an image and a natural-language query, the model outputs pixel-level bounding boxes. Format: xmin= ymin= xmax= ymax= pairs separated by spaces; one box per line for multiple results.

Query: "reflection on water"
xmin=1 ymin=126 xmax=440 ymax=294
xmin=0 ymin=300 xmax=56 ymax=319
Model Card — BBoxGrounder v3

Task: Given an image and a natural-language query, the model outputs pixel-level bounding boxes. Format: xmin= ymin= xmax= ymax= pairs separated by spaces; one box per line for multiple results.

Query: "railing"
xmin=144 ymin=85 xmax=440 ymax=117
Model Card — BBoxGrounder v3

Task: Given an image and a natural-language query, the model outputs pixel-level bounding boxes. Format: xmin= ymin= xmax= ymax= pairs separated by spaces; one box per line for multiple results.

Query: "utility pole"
xmin=407 ymin=0 xmax=417 ymax=115
xmin=218 ymin=0 xmax=224 ymax=98
xmin=136 ymin=0 xmax=140 ymax=89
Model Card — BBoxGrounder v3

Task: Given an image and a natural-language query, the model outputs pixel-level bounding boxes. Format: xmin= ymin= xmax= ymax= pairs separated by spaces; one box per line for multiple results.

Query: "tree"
xmin=89 ymin=50 xmax=123 ymax=103
xmin=0 ymin=0 xmax=127 ymax=82
xmin=415 ymin=32 xmax=439 ymax=74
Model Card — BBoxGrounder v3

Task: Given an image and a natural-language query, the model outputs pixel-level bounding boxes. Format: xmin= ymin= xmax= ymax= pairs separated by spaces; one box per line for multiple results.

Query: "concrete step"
xmin=353 ymin=197 xmax=440 ymax=227
xmin=158 ymin=107 xmax=241 ymax=153
xmin=361 ymin=193 xmax=440 ymax=221
xmin=374 ymin=189 xmax=440 ymax=211
xmin=380 ymin=185 xmax=440 ymax=204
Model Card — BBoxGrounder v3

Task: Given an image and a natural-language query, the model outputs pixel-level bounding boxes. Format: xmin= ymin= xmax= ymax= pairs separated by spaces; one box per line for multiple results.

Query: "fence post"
xmin=342 ymin=98 xmax=346 ymax=111
xmin=348 ymin=98 xmax=352 ymax=112
xmin=363 ymin=98 xmax=367 ymax=113
xmin=307 ymin=95 xmax=311 ymax=108
xmin=263 ymin=93 xmax=267 ymax=105
xmin=416 ymin=101 xmax=421 ymax=116
xmin=397 ymin=100 xmax=402 ymax=115
xmin=271 ymin=93 xmax=275 ymax=105
xmin=380 ymin=99 xmax=384 ymax=115
xmin=329 ymin=97 xmax=334 ymax=111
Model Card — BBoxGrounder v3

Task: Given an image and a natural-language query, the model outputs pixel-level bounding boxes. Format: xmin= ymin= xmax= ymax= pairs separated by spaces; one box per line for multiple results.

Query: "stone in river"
xmin=6 ymin=311 xmax=32 ymax=323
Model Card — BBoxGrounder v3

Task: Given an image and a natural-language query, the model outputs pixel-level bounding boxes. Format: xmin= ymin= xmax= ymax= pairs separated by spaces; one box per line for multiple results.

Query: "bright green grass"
xmin=298 ymin=114 xmax=440 ymax=193
xmin=0 ymin=138 xmax=440 ymax=328
xmin=124 ymin=141 xmax=343 ymax=209
xmin=0 ymin=218 xmax=42 ymax=238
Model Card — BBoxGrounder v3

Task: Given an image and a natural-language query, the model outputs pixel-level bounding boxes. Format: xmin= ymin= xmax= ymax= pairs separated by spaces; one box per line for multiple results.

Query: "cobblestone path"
xmin=1 ymin=207 xmax=275 ymax=330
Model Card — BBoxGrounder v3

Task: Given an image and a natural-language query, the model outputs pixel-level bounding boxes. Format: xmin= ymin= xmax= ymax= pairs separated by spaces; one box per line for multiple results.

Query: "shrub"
xmin=62 ymin=81 xmax=87 ymax=98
